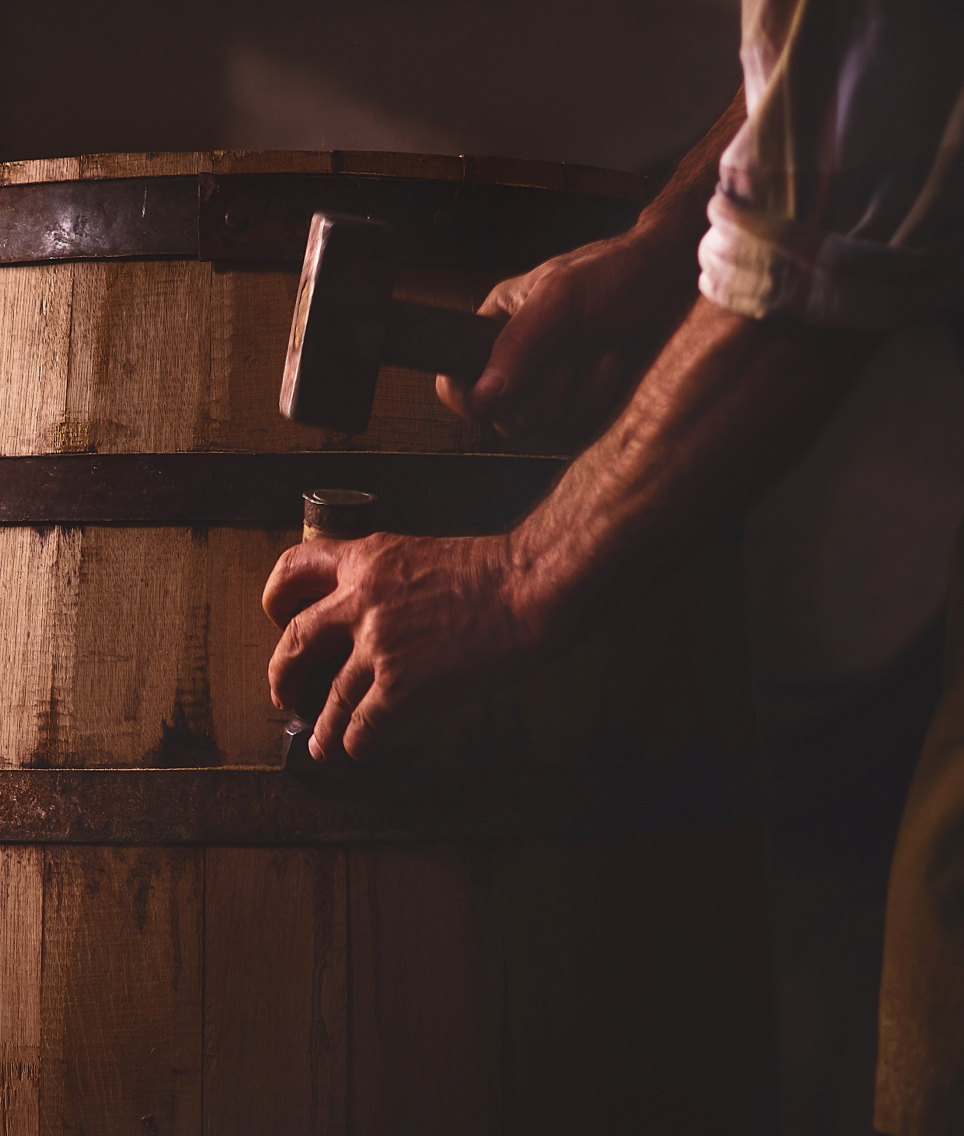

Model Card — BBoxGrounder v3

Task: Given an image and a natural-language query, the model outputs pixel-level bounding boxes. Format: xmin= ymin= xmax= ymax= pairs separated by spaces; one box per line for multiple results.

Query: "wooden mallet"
xmin=280 ymin=213 xmax=504 ymax=434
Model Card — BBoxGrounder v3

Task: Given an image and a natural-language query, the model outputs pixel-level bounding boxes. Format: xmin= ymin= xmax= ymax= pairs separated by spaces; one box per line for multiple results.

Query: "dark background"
xmin=0 ymin=0 xmax=740 ymax=170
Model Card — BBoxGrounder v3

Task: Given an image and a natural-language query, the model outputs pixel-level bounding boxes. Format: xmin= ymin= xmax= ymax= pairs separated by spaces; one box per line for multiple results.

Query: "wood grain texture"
xmin=0 ymin=150 xmax=770 ymax=1136
xmin=0 ymin=527 xmax=82 ymax=769
xmin=348 ymin=844 xmax=504 ymax=1136
xmin=39 ymin=846 xmax=202 ymax=1136
xmin=0 ymin=258 xmax=559 ymax=459
xmin=65 ymin=260 xmax=212 ymax=455
xmin=0 ymin=525 xmax=295 ymax=767
xmin=0 ymin=151 xmax=651 ymax=203
xmin=203 ymin=528 xmax=298 ymax=765
xmin=0 ymin=521 xmax=752 ymax=768
xmin=501 ymin=821 xmax=775 ymax=1136
xmin=0 ymin=264 xmax=72 ymax=457
xmin=78 ymin=152 xmax=214 ymax=180
xmin=0 ymin=848 xmax=42 ymax=1136
xmin=65 ymin=527 xmax=204 ymax=767
xmin=204 ymin=848 xmax=348 ymax=1136
xmin=0 ymin=158 xmax=81 ymax=187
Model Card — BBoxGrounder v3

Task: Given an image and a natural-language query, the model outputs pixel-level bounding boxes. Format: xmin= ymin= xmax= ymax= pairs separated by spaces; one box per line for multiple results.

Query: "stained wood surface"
xmin=0 ymin=151 xmax=772 ymax=1135
xmin=204 ymin=848 xmax=348 ymax=1136
xmin=0 ymin=525 xmax=295 ymax=768
xmin=0 ymin=259 xmax=556 ymax=458
xmin=348 ymin=844 xmax=504 ymax=1135
xmin=0 ymin=824 xmax=775 ymax=1135
xmin=0 ymin=264 xmax=72 ymax=457
xmin=39 ymin=846 xmax=203 ymax=1135
xmin=0 ymin=525 xmax=752 ymax=770
xmin=0 ymin=848 xmax=41 ymax=1136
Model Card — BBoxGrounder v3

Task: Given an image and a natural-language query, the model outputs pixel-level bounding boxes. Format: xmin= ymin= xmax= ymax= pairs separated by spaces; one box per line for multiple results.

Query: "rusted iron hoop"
xmin=0 ymin=173 xmax=647 ymax=270
xmin=0 ymin=751 xmax=766 ymax=845
xmin=0 ymin=452 xmax=565 ymax=529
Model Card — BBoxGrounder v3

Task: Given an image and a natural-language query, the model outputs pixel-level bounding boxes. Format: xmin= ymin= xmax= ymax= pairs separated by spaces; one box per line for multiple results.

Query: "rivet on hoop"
xmin=224 ymin=209 xmax=249 ymax=233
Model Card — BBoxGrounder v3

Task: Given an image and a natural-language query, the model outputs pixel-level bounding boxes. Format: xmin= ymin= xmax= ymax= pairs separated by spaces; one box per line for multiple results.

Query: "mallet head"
xmin=280 ymin=213 xmax=396 ymax=434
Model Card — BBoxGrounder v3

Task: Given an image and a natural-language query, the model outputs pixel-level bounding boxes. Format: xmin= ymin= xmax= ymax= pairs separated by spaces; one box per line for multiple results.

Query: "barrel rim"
xmin=0 ymin=169 xmax=653 ymax=269
xmin=0 ymin=149 xmax=654 ymax=202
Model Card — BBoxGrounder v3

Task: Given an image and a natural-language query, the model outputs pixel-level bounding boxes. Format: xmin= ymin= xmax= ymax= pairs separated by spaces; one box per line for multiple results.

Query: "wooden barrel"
xmin=0 ymin=151 xmax=774 ymax=1136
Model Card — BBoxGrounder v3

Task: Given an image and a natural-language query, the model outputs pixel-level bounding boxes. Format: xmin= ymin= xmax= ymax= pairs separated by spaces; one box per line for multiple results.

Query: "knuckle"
xmin=530 ymin=267 xmax=568 ymax=302
xmin=480 ymin=273 xmax=525 ymax=313
xmin=326 ymin=678 xmax=356 ymax=717
xmin=277 ymin=543 xmax=303 ymax=577
xmin=351 ymin=706 xmax=376 ymax=738
xmin=345 ymin=712 xmax=377 ymax=760
xmin=285 ymin=612 xmax=311 ymax=659
xmin=346 ymin=532 xmax=394 ymax=584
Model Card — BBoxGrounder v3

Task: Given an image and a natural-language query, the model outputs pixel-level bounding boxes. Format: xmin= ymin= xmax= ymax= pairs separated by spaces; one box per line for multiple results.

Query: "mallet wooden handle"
xmin=385 ymin=301 xmax=504 ymax=385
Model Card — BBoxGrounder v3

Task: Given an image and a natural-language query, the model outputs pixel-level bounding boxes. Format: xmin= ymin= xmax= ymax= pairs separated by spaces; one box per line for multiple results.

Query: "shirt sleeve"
xmin=698 ymin=0 xmax=964 ymax=329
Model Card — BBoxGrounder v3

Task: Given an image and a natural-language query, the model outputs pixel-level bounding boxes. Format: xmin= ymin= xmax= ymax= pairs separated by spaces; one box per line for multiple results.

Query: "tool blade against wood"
xmin=280 ymin=213 xmax=504 ymax=433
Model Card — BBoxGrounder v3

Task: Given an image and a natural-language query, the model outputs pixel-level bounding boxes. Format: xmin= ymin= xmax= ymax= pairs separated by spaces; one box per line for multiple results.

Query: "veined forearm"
xmin=458 ymin=87 xmax=748 ymax=439
xmin=506 ymin=296 xmax=880 ymax=650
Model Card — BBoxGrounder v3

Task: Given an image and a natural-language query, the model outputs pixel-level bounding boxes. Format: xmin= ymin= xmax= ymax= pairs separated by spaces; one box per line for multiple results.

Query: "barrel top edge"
xmin=0 ymin=149 xmax=653 ymax=201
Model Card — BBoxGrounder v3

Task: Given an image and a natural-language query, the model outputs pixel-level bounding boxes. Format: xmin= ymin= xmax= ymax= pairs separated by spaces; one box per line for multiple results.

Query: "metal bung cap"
xmin=302 ymin=488 xmax=377 ymax=537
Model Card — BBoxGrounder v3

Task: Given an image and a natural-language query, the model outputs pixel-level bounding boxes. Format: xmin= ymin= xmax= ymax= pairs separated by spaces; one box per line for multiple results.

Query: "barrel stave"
xmin=203 ymin=847 xmax=348 ymax=1136
xmin=0 ymin=847 xmax=41 ymax=1135
xmin=38 ymin=846 xmax=203 ymax=1135
xmin=0 ymin=264 xmax=72 ymax=459
xmin=347 ymin=843 xmax=505 ymax=1135
xmin=0 ymin=150 xmax=774 ymax=1136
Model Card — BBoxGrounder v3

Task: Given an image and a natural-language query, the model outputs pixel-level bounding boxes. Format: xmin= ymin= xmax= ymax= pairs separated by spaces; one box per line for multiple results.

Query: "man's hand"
xmin=264 ymin=297 xmax=878 ymax=764
xmin=436 ymin=235 xmax=672 ymax=446
xmin=262 ymin=90 xmax=762 ymax=761
xmin=262 ymin=531 xmax=545 ymax=762
xmin=436 ymin=86 xmax=748 ymax=445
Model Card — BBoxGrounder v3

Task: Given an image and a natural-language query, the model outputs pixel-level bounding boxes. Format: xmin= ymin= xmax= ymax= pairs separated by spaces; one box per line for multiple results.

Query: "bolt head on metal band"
xmin=302 ymin=488 xmax=377 ymax=538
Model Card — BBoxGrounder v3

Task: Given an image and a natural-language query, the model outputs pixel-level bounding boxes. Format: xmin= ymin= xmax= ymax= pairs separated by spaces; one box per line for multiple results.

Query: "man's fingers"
xmin=491 ymin=357 xmax=577 ymax=439
xmin=475 ymin=273 xmax=528 ymax=320
xmin=468 ymin=277 xmax=577 ymax=420
xmin=342 ymin=683 xmax=399 ymax=763
xmin=262 ymin=540 xmax=343 ymax=628
xmin=308 ymin=654 xmax=375 ymax=762
xmin=435 ymin=295 xmax=513 ymax=419
xmin=435 ymin=371 xmax=474 ymax=420
xmin=267 ymin=599 xmax=350 ymax=711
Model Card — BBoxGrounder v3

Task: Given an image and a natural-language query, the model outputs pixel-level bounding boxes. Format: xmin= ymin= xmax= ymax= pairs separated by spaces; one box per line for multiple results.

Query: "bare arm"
xmin=505 ymin=298 xmax=879 ymax=648
xmin=263 ymin=293 xmax=879 ymax=761
xmin=436 ymin=86 xmax=747 ymax=443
